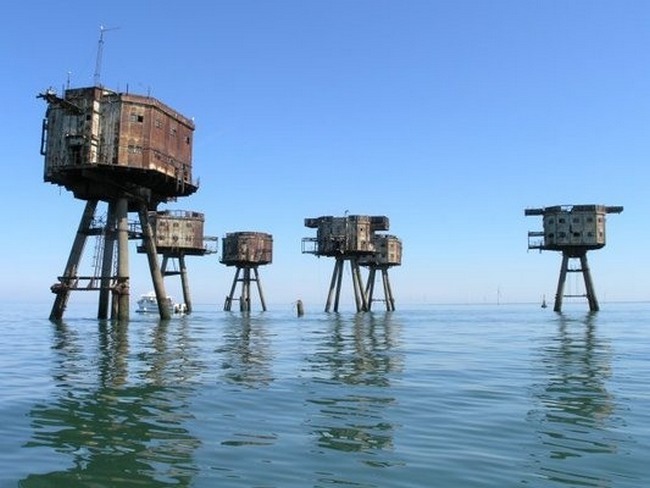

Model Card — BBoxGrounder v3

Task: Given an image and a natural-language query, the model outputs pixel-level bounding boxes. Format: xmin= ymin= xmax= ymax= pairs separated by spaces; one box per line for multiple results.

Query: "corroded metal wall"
xmin=40 ymin=86 xmax=196 ymax=203
xmin=525 ymin=204 xmax=623 ymax=251
xmin=360 ymin=234 xmax=402 ymax=266
xmin=221 ymin=232 xmax=273 ymax=265
xmin=304 ymin=215 xmax=389 ymax=256
xmin=149 ymin=210 xmax=206 ymax=255
xmin=543 ymin=207 xmax=605 ymax=249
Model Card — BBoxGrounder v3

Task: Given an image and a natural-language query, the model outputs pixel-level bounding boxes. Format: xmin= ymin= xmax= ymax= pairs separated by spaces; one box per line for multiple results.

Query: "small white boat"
xmin=136 ymin=292 xmax=186 ymax=314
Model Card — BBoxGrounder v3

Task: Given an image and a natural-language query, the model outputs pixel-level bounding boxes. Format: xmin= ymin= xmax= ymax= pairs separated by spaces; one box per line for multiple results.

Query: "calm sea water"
xmin=1 ymin=301 xmax=648 ymax=487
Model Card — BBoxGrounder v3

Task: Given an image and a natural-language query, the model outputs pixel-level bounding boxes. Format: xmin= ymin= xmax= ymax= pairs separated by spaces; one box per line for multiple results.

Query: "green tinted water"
xmin=1 ymin=303 xmax=648 ymax=487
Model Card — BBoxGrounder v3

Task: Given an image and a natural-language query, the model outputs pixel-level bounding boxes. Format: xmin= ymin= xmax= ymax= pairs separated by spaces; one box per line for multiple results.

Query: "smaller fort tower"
xmin=220 ymin=232 xmax=273 ymax=312
xmin=525 ymin=204 xmax=623 ymax=312
xmin=137 ymin=210 xmax=217 ymax=314
xmin=359 ymin=234 xmax=402 ymax=311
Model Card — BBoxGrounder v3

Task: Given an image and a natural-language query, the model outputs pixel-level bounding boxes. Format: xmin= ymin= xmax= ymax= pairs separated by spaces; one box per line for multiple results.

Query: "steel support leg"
xmin=325 ymin=259 xmax=341 ymax=312
xmin=580 ymin=254 xmax=599 ymax=312
xmin=351 ymin=259 xmax=367 ymax=312
xmin=554 ymin=253 xmax=569 ymax=312
xmin=241 ymin=267 xmax=251 ymax=312
xmin=50 ymin=200 xmax=98 ymax=321
xmin=382 ymin=268 xmax=396 ymax=311
xmin=98 ymin=202 xmax=116 ymax=320
xmin=116 ymin=198 xmax=130 ymax=321
xmin=351 ymin=260 xmax=362 ymax=312
xmin=365 ymin=267 xmax=377 ymax=311
xmin=138 ymin=203 xmax=170 ymax=320
xmin=253 ymin=266 xmax=267 ymax=311
xmin=333 ymin=259 xmax=345 ymax=312
xmin=225 ymin=267 xmax=241 ymax=311
xmin=179 ymin=254 xmax=192 ymax=314
xmin=357 ymin=260 xmax=369 ymax=311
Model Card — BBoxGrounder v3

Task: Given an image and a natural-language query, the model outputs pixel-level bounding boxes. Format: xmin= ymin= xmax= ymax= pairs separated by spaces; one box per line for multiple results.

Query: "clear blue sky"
xmin=1 ymin=0 xmax=649 ymax=309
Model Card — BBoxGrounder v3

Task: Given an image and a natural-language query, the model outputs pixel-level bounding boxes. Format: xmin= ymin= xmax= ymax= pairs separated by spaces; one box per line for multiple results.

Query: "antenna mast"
xmin=93 ymin=25 xmax=119 ymax=87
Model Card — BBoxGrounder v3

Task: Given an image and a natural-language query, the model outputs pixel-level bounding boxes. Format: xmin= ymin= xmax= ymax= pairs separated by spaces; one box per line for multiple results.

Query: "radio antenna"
xmin=93 ymin=24 xmax=120 ymax=87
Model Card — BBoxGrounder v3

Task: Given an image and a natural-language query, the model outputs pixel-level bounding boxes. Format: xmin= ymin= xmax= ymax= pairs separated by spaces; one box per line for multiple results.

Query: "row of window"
xmin=547 ymin=231 xmax=604 ymax=239
xmin=546 ymin=216 xmax=604 ymax=225
xmin=158 ymin=221 xmax=196 ymax=228
xmin=158 ymin=234 xmax=194 ymax=239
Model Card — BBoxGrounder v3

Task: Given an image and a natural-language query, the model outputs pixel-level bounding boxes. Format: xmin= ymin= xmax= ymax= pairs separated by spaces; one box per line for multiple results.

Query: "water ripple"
xmin=0 ymin=304 xmax=648 ymax=487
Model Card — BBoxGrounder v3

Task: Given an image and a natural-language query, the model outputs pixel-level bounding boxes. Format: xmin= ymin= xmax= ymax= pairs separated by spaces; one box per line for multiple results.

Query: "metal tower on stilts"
xmin=303 ymin=215 xmax=392 ymax=313
xmin=38 ymin=86 xmax=198 ymax=321
xmin=525 ymin=205 xmax=623 ymax=312
xmin=137 ymin=210 xmax=217 ymax=314
xmin=360 ymin=234 xmax=402 ymax=311
xmin=220 ymin=232 xmax=273 ymax=312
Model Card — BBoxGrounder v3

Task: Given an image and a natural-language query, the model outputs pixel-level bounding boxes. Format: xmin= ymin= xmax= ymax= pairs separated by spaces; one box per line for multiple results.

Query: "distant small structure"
xmin=359 ymin=234 xmax=402 ymax=311
xmin=525 ymin=204 xmax=623 ymax=312
xmin=137 ymin=210 xmax=217 ymax=314
xmin=302 ymin=215 xmax=394 ymax=312
xmin=38 ymin=85 xmax=198 ymax=321
xmin=220 ymin=232 xmax=273 ymax=312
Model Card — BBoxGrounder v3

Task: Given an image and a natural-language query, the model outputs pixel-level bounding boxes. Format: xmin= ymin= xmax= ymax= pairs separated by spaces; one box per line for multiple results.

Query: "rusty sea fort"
xmin=14 ymin=80 xmax=646 ymax=487
xmin=1 ymin=300 xmax=649 ymax=487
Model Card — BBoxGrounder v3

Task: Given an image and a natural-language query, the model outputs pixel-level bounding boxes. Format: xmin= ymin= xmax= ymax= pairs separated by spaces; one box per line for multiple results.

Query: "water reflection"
xmin=21 ymin=319 xmax=201 ymax=487
xmin=217 ymin=313 xmax=273 ymax=387
xmin=307 ymin=312 xmax=402 ymax=387
xmin=305 ymin=313 xmax=403 ymax=468
xmin=529 ymin=312 xmax=621 ymax=487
